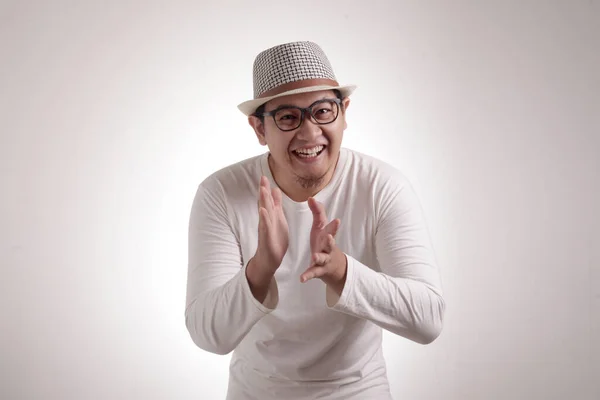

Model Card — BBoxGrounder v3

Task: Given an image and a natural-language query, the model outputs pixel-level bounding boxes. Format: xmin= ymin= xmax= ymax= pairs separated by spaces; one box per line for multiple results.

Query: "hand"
xmin=300 ymin=197 xmax=347 ymax=291
xmin=252 ymin=176 xmax=289 ymax=278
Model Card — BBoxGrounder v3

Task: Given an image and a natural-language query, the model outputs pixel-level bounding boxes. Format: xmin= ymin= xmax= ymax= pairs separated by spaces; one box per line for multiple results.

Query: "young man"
xmin=185 ymin=41 xmax=445 ymax=400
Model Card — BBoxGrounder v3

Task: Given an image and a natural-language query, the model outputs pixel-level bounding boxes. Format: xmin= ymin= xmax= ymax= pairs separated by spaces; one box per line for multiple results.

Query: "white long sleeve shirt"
xmin=185 ymin=148 xmax=445 ymax=400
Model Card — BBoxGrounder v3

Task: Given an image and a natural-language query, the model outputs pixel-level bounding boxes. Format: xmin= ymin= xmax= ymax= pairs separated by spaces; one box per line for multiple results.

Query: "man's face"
xmin=249 ymin=90 xmax=351 ymax=190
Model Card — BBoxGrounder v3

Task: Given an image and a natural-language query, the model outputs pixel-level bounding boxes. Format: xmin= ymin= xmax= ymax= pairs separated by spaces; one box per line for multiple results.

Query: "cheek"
xmin=265 ymin=128 xmax=290 ymax=151
xmin=325 ymin=130 xmax=342 ymax=146
xmin=268 ymin=136 xmax=293 ymax=157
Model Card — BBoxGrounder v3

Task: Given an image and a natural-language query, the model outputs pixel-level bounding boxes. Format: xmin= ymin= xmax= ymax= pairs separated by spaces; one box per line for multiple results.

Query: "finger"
xmin=258 ymin=177 xmax=266 ymax=209
xmin=308 ymin=197 xmax=328 ymax=230
xmin=324 ymin=218 xmax=341 ymax=238
xmin=300 ymin=265 xmax=327 ymax=283
xmin=258 ymin=187 xmax=268 ymax=221
xmin=317 ymin=233 xmax=335 ymax=254
xmin=258 ymin=176 xmax=272 ymax=202
xmin=271 ymin=186 xmax=282 ymax=208
xmin=260 ymin=187 xmax=275 ymax=222
xmin=264 ymin=177 xmax=272 ymax=198
xmin=322 ymin=234 xmax=336 ymax=253
xmin=263 ymin=180 xmax=275 ymax=212
xmin=258 ymin=185 xmax=264 ymax=208
xmin=258 ymin=206 xmax=268 ymax=237
xmin=312 ymin=251 xmax=331 ymax=266
xmin=273 ymin=187 xmax=287 ymax=222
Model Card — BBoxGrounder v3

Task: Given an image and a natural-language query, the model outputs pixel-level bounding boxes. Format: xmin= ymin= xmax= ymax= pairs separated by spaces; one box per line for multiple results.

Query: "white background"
xmin=1 ymin=1 xmax=599 ymax=399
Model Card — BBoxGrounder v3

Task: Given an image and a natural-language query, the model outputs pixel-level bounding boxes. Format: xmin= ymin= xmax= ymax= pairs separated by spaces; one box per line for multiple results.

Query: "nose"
xmin=296 ymin=112 xmax=322 ymax=140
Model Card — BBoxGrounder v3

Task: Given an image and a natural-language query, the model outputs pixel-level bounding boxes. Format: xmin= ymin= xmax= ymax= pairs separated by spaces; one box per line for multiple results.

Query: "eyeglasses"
xmin=257 ymin=98 xmax=341 ymax=132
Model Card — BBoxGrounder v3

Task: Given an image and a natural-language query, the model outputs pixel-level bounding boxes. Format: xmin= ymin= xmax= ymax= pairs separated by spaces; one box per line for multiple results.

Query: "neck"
xmin=268 ymin=153 xmax=339 ymax=202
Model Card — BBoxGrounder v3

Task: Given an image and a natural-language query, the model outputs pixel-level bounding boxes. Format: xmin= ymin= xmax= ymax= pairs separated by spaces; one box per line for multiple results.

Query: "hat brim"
xmin=237 ymin=84 xmax=357 ymax=116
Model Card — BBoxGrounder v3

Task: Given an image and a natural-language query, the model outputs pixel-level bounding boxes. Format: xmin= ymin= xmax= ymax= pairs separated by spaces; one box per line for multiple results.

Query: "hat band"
xmin=258 ymin=78 xmax=339 ymax=99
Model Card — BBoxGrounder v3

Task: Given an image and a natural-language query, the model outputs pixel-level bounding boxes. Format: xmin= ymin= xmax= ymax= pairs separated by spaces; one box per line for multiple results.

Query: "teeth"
xmin=295 ymin=145 xmax=324 ymax=155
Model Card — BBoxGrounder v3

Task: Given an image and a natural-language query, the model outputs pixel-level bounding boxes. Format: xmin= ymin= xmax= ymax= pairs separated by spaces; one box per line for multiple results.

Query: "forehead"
xmin=265 ymin=89 xmax=336 ymax=110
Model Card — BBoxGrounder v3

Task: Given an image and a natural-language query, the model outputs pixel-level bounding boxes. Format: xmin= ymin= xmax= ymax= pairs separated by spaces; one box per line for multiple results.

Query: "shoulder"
xmin=191 ymin=153 xmax=264 ymax=218
xmin=341 ymin=149 xmax=423 ymax=225
xmin=342 ymin=148 xmax=411 ymax=191
xmin=199 ymin=153 xmax=264 ymax=196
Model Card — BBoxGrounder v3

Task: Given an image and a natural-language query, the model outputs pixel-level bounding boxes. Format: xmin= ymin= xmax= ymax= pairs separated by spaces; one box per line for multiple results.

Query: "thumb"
xmin=325 ymin=218 xmax=341 ymax=238
xmin=308 ymin=197 xmax=328 ymax=230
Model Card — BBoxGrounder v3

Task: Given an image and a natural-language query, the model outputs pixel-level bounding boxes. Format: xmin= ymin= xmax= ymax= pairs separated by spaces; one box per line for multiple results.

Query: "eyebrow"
xmin=270 ymin=96 xmax=333 ymax=111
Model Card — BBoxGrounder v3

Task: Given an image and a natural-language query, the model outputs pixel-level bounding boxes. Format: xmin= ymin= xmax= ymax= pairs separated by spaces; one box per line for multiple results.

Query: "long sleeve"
xmin=326 ymin=178 xmax=445 ymax=345
xmin=185 ymin=182 xmax=278 ymax=355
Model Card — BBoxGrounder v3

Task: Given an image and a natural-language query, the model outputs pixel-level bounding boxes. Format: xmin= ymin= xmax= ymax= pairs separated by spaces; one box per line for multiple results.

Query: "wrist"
xmin=328 ymin=249 xmax=348 ymax=296
xmin=246 ymin=256 xmax=275 ymax=303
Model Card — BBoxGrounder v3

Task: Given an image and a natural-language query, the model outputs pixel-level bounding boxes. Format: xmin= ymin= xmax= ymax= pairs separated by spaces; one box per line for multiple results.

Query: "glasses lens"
xmin=271 ymin=100 xmax=340 ymax=131
xmin=311 ymin=100 xmax=338 ymax=124
xmin=274 ymin=108 xmax=302 ymax=131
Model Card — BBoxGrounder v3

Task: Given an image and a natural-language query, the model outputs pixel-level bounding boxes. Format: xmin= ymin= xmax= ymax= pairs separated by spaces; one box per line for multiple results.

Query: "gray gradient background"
xmin=1 ymin=1 xmax=599 ymax=399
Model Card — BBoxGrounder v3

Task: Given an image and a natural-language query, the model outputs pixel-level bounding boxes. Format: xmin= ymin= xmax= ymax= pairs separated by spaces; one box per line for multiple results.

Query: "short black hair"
xmin=253 ymin=89 xmax=344 ymax=123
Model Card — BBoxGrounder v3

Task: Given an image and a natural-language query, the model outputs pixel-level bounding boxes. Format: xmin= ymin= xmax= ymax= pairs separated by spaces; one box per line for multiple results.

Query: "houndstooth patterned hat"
xmin=237 ymin=41 xmax=357 ymax=116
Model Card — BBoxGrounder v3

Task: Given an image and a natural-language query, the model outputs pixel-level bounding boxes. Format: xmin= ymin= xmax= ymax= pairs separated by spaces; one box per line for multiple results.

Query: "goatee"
xmin=295 ymin=175 xmax=325 ymax=189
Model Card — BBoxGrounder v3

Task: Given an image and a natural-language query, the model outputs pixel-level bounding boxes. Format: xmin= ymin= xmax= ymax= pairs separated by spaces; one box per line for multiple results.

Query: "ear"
xmin=248 ymin=115 xmax=267 ymax=146
xmin=342 ymin=97 xmax=350 ymax=113
xmin=341 ymin=97 xmax=351 ymax=129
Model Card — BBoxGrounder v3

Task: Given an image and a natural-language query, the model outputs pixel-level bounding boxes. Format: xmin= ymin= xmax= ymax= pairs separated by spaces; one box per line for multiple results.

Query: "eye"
xmin=277 ymin=113 xmax=297 ymax=121
xmin=274 ymin=108 xmax=300 ymax=122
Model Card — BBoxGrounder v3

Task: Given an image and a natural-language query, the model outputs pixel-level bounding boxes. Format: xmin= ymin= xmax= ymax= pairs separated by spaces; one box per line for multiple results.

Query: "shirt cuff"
xmin=326 ymin=252 xmax=355 ymax=309
xmin=241 ymin=260 xmax=279 ymax=312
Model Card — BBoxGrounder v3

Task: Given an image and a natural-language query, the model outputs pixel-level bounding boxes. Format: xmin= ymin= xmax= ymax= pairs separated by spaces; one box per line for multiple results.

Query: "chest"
xmin=233 ymin=201 xmax=378 ymax=288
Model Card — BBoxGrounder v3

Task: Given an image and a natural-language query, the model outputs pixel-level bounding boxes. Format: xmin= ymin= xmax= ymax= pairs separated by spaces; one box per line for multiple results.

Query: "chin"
xmin=295 ymin=153 xmax=336 ymax=182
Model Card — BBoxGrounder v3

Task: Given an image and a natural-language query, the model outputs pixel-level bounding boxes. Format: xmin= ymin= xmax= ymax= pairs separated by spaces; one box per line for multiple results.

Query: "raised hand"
xmin=246 ymin=176 xmax=289 ymax=303
xmin=300 ymin=197 xmax=347 ymax=291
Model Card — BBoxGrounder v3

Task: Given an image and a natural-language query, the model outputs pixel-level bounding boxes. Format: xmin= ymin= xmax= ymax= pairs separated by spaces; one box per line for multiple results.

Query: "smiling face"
xmin=248 ymin=89 xmax=351 ymax=201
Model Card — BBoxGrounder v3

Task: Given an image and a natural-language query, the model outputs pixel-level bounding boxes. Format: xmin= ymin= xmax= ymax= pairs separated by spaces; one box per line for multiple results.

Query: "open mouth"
xmin=292 ymin=145 xmax=326 ymax=160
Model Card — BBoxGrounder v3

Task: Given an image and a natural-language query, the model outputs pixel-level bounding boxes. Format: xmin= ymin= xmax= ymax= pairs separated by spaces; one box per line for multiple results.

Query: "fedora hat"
xmin=237 ymin=41 xmax=357 ymax=116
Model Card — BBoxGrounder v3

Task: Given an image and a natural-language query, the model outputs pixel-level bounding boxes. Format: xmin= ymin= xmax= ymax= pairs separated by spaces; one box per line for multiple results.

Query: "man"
xmin=185 ymin=41 xmax=445 ymax=400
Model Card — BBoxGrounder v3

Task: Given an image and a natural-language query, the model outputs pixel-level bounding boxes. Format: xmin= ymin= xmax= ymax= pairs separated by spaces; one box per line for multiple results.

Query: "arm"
xmin=327 ymin=179 xmax=445 ymax=345
xmin=184 ymin=183 xmax=278 ymax=355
